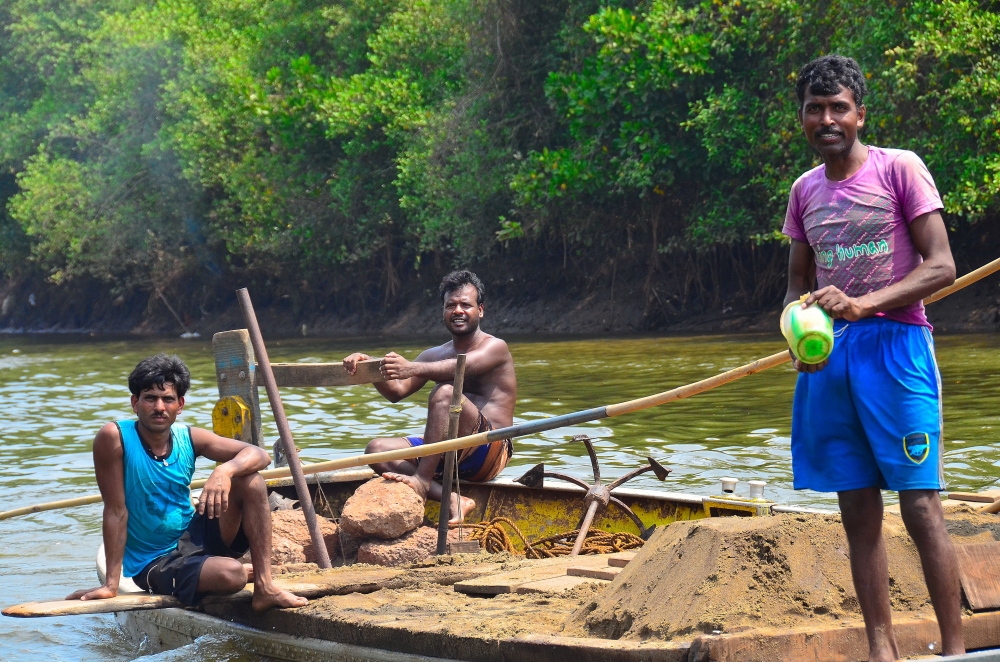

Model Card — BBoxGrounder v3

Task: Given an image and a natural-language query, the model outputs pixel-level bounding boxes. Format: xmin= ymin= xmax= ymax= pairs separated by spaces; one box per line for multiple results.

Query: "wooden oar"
xmin=5 ymin=255 xmax=1000 ymax=523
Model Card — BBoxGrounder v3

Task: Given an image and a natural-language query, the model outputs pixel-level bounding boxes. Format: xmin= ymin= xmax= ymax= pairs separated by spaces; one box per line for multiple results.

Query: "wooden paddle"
xmin=4 ymin=254 xmax=1000 ymax=523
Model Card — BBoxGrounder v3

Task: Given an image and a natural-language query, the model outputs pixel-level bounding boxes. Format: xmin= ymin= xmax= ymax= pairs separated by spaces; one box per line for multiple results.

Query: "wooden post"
xmin=437 ymin=354 xmax=467 ymax=555
xmin=236 ymin=288 xmax=332 ymax=569
xmin=212 ymin=330 xmax=263 ymax=447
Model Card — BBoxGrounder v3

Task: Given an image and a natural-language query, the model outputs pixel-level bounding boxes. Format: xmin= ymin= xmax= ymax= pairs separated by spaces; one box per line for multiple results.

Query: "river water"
xmin=2 ymin=332 xmax=999 ymax=660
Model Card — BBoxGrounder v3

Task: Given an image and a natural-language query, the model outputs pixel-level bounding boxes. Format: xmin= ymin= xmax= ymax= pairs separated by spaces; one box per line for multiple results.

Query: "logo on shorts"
xmin=903 ymin=432 xmax=930 ymax=464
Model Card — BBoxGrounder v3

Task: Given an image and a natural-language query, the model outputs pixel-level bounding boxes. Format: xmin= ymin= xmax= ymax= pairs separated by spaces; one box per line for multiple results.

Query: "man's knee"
xmin=231 ymin=471 xmax=266 ymax=497
xmin=899 ymin=490 xmax=945 ymax=533
xmin=367 ymin=437 xmax=400 ymax=454
xmin=428 ymin=383 xmax=453 ymax=407
xmin=838 ymin=488 xmax=884 ymax=537
xmin=202 ymin=557 xmax=248 ymax=594
xmin=219 ymin=559 xmax=248 ymax=592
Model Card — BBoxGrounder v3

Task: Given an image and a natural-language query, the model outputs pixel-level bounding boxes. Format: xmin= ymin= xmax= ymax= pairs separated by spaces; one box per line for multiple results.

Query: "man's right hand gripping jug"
xmin=780 ymin=294 xmax=834 ymax=364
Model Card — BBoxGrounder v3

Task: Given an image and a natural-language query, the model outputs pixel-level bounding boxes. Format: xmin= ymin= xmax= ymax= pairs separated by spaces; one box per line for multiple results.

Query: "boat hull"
xmin=117 ymin=609 xmax=458 ymax=661
xmin=111 ymin=472 xmax=742 ymax=660
xmin=108 ymin=471 xmax=852 ymax=662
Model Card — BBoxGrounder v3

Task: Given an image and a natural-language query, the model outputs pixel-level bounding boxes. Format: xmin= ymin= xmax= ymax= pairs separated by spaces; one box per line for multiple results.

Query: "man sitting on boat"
xmin=343 ymin=270 xmax=516 ymax=523
xmin=67 ymin=354 xmax=307 ymax=611
xmin=783 ymin=55 xmax=962 ymax=659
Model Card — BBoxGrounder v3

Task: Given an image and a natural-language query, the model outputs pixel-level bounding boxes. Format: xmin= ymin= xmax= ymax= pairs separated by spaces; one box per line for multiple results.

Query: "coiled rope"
xmin=462 ymin=516 xmax=645 ymax=558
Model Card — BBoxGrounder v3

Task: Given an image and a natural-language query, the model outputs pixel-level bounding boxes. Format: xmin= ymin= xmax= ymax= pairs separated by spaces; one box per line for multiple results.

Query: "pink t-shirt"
xmin=782 ymin=146 xmax=943 ymax=327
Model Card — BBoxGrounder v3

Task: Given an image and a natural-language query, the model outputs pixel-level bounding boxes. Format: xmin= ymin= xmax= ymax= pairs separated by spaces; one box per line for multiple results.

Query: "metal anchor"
xmin=514 ymin=435 xmax=671 ymax=556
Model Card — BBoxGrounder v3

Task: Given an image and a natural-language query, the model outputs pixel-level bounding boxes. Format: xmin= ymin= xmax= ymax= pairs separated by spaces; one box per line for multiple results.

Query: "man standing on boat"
xmin=67 ymin=354 xmax=307 ymax=611
xmin=783 ymin=55 xmax=962 ymax=660
xmin=343 ymin=270 xmax=516 ymax=523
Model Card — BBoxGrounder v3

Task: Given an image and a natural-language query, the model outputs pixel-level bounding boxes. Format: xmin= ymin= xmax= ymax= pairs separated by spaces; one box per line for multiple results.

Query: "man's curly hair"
xmin=128 ymin=354 xmax=191 ymax=397
xmin=795 ymin=55 xmax=868 ymax=109
xmin=440 ymin=270 xmax=485 ymax=305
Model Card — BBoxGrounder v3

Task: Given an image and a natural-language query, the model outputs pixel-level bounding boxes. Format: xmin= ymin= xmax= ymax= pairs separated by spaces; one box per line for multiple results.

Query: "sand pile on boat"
xmin=566 ymin=512 xmax=934 ymax=641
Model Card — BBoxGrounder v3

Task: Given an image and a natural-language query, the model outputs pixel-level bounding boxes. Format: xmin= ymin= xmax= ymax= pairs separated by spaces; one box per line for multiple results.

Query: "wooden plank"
xmin=502 ymin=635 xmax=690 ymax=662
xmin=4 ymin=594 xmax=182 ymax=617
xmin=4 ymin=563 xmax=505 ymax=618
xmin=948 ymin=491 xmax=1000 ymax=503
xmin=956 ymin=542 xmax=1000 ymax=611
xmin=515 ymin=575 xmax=607 ymax=594
xmin=567 ymin=566 xmax=623 ymax=581
xmin=607 ymin=552 xmax=636 ymax=568
xmin=687 ymin=611 xmax=1000 ymax=662
xmin=447 ymin=541 xmax=482 ymax=554
xmin=271 ymin=360 xmax=386 ymax=388
xmin=454 ymin=555 xmax=611 ymax=595
xmin=212 ymin=330 xmax=262 ymax=447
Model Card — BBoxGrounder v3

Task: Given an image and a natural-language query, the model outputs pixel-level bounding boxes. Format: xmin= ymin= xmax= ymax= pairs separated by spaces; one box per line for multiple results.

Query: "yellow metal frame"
xmin=212 ymin=395 xmax=253 ymax=442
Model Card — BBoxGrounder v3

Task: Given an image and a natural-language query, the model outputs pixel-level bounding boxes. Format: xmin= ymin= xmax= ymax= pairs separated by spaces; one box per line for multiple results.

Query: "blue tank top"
xmin=118 ymin=420 xmax=196 ymax=577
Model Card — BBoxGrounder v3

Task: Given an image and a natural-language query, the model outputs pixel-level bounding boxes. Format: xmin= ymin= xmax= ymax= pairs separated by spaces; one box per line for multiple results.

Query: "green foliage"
xmin=1 ymin=0 xmax=999 ymax=304
xmin=515 ymin=0 xmax=1000 ymax=249
xmin=881 ymin=1 xmax=1000 ymax=220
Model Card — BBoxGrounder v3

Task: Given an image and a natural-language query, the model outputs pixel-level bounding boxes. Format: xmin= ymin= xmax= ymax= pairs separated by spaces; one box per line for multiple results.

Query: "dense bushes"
xmin=1 ymin=0 xmax=998 ymax=313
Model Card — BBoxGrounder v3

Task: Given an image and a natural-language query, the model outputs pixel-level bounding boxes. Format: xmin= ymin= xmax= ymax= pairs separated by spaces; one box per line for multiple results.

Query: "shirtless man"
xmin=67 ymin=354 xmax=307 ymax=611
xmin=343 ymin=270 xmax=516 ymax=522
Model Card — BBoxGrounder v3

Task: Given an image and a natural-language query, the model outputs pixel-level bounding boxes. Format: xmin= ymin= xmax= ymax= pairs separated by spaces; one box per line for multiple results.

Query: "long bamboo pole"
xmin=924 ymin=256 xmax=1000 ymax=305
xmin=237 ymin=288 xmax=332 ymax=570
xmin=436 ymin=354 xmax=467 ymax=554
xmin=6 ymin=256 xmax=1000 ymax=523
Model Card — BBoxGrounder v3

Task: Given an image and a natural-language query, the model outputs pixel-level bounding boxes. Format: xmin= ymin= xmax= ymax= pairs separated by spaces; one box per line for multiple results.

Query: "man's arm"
xmin=189 ymin=429 xmax=271 ymax=519
xmin=784 ymin=239 xmax=816 ymax=306
xmin=784 ymin=240 xmax=827 ymax=373
xmin=343 ymin=352 xmax=429 ymax=403
xmin=67 ymin=423 xmax=128 ymax=600
xmin=381 ymin=337 xmax=510 ymax=383
xmin=805 ymin=211 xmax=955 ymax=318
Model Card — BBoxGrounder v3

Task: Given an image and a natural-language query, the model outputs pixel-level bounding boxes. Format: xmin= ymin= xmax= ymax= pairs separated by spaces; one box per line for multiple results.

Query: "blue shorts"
xmin=404 ymin=411 xmax=512 ymax=483
xmin=791 ymin=318 xmax=944 ymax=493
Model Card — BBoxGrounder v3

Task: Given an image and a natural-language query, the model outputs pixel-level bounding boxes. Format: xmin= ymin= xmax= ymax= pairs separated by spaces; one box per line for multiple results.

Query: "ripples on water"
xmin=1 ymin=332 xmax=999 ymax=660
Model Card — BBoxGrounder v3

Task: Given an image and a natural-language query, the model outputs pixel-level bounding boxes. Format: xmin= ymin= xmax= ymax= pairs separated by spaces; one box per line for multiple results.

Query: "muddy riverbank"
xmin=2 ymin=270 xmax=999 ymax=337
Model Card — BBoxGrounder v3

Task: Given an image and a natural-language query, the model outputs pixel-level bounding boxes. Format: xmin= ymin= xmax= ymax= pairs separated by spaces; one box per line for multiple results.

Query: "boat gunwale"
xmin=265 ymin=468 xmax=763 ymax=508
xmin=118 ymin=608 xmax=462 ymax=662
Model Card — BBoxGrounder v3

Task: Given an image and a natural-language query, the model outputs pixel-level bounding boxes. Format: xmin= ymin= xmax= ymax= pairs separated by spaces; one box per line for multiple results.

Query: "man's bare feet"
xmin=383 ymin=471 xmax=430 ymax=500
xmin=251 ymin=585 xmax=308 ymax=611
xmin=384 ymin=471 xmax=475 ymax=524
xmin=449 ymin=493 xmax=476 ymax=525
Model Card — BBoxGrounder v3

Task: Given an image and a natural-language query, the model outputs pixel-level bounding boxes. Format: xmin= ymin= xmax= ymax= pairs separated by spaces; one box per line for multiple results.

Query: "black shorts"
xmin=132 ymin=513 xmax=250 ymax=606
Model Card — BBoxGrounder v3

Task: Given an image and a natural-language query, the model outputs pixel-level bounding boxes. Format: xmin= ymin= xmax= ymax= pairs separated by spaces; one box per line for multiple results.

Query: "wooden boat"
xmin=8 ymin=326 xmax=993 ymax=660
xmin=105 ymin=331 xmax=1000 ymax=661
xmin=100 ymin=471 xmax=1000 ymax=662
xmin=110 ymin=467 xmax=827 ymax=661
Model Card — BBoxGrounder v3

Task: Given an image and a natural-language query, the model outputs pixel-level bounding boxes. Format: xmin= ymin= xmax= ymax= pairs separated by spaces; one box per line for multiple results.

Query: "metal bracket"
xmin=514 ymin=435 xmax=671 ymax=554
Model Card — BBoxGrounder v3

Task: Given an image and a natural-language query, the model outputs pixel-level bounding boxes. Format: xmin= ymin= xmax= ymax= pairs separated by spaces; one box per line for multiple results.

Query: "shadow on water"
xmin=1 ymin=332 xmax=999 ymax=659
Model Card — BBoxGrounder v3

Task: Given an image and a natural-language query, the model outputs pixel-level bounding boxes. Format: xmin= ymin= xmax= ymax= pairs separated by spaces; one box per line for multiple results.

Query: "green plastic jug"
xmin=780 ymin=296 xmax=834 ymax=364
